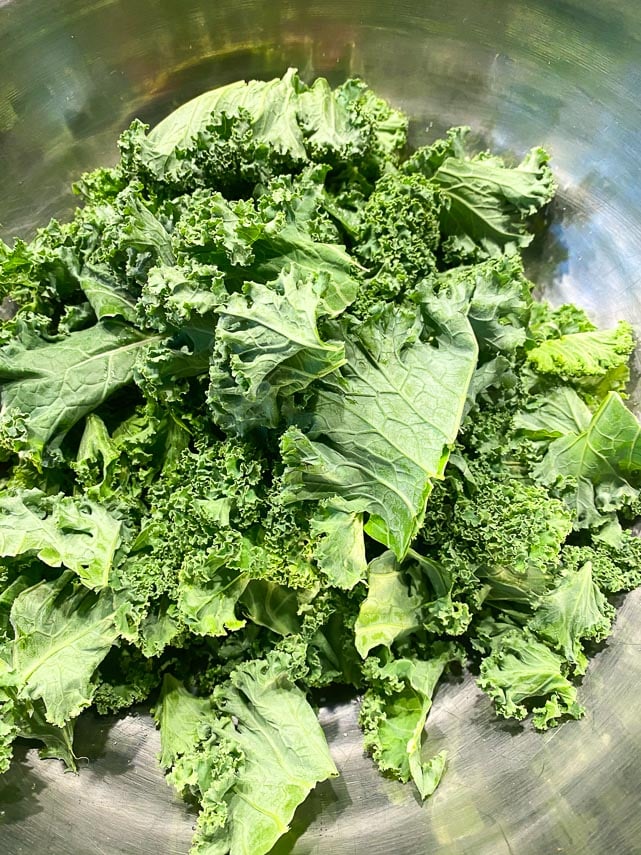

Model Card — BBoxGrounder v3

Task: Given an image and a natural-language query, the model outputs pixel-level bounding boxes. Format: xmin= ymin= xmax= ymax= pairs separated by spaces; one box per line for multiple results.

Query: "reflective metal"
xmin=1 ymin=0 xmax=641 ymax=852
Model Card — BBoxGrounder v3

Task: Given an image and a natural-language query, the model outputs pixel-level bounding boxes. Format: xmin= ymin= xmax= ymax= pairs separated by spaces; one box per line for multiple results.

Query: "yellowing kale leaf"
xmin=524 ymin=318 xmax=635 ymax=405
xmin=527 ymin=321 xmax=634 ymax=380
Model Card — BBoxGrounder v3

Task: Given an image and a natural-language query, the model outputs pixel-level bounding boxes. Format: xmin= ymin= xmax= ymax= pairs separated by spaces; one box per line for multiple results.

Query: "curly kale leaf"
xmin=0 ymin=321 xmax=155 ymax=461
xmin=431 ymin=254 xmax=532 ymax=353
xmin=532 ymin=392 xmax=641 ymax=529
xmin=2 ymin=68 xmax=641 ymax=842
xmin=154 ymin=654 xmax=337 ymax=855
xmin=354 ymin=552 xmax=422 ymax=658
xmin=74 ymin=405 xmax=190 ymax=513
xmin=0 ymin=217 xmax=88 ymax=329
xmin=118 ymin=68 xmax=404 ymax=199
xmin=93 ymin=644 xmax=160 ymax=714
xmin=208 ymin=266 xmax=346 ymax=434
xmin=478 ymin=629 xmax=584 ymax=729
xmin=147 ymin=69 xmax=315 ymax=170
xmin=418 ymin=465 xmax=572 ymax=609
xmin=282 ymin=295 xmax=478 ymax=560
xmin=171 ymin=178 xmax=359 ymax=303
xmin=560 ymin=533 xmax=641 ymax=594
xmin=76 ymin=261 xmax=136 ymax=323
xmin=528 ymin=300 xmax=597 ymax=341
xmin=410 ymin=141 xmax=555 ymax=262
xmin=527 ymin=321 xmax=634 ymax=379
xmin=1 ymin=572 xmax=120 ymax=726
xmin=309 ymin=498 xmax=368 ymax=590
xmin=112 ymin=436 xmax=320 ymax=652
xmin=526 ymin=321 xmax=634 ymax=403
xmin=514 ymin=386 xmax=592 ymax=440
xmin=95 ymin=185 xmax=175 ymax=282
xmin=359 ymin=644 xmax=462 ymax=798
xmin=0 ymin=489 xmax=121 ymax=590
xmin=112 ymin=437 xmax=267 ymax=631
xmin=354 ymin=172 xmax=440 ymax=299
xmin=176 ymin=544 xmax=250 ymax=640
xmin=402 ymin=125 xmax=470 ymax=178
xmin=529 ymin=563 xmax=614 ymax=675
xmin=405 ymin=548 xmax=474 ymax=637
xmin=239 ymin=579 xmax=301 ymax=637
xmin=137 ymin=260 xmax=226 ymax=334
xmin=333 ymin=77 xmax=408 ymax=167
xmin=119 ymin=110 xmax=279 ymax=198
xmin=0 ymin=690 xmax=76 ymax=772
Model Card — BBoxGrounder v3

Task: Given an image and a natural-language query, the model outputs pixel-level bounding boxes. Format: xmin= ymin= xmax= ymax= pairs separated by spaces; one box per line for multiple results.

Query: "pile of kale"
xmin=0 ymin=69 xmax=640 ymax=855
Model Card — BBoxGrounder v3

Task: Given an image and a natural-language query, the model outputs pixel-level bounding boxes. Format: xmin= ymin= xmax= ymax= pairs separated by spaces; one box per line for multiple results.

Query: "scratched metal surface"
xmin=1 ymin=1 xmax=641 ymax=853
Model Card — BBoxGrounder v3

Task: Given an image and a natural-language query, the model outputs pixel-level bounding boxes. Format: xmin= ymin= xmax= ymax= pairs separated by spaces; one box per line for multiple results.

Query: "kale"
xmin=0 ymin=68 xmax=639 ymax=855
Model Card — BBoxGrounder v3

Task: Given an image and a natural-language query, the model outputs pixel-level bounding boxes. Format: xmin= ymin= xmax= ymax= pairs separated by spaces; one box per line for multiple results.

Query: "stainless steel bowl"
xmin=2 ymin=1 xmax=641 ymax=853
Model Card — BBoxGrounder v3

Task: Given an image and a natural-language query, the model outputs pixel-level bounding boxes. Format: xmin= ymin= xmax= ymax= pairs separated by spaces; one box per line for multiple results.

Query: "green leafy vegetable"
xmin=282 ymin=297 xmax=477 ymax=559
xmin=209 ymin=266 xmax=346 ymax=433
xmin=360 ymin=645 xmax=462 ymax=797
xmin=0 ymin=489 xmax=121 ymax=589
xmin=0 ymin=68 xmax=639 ymax=855
xmin=527 ymin=321 xmax=634 ymax=379
xmin=530 ymin=563 xmax=614 ymax=675
xmin=154 ymin=655 xmax=337 ymax=855
xmin=1 ymin=572 xmax=120 ymax=726
xmin=532 ymin=392 xmax=641 ymax=528
xmin=0 ymin=691 xmax=76 ymax=772
xmin=309 ymin=499 xmax=368 ymax=589
xmin=407 ymin=137 xmax=555 ymax=262
xmin=355 ymin=552 xmax=422 ymax=658
xmin=0 ymin=321 xmax=153 ymax=461
xmin=478 ymin=629 xmax=585 ymax=729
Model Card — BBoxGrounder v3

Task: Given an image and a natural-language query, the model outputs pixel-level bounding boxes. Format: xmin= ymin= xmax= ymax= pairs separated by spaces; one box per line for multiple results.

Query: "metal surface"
xmin=1 ymin=1 xmax=641 ymax=853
